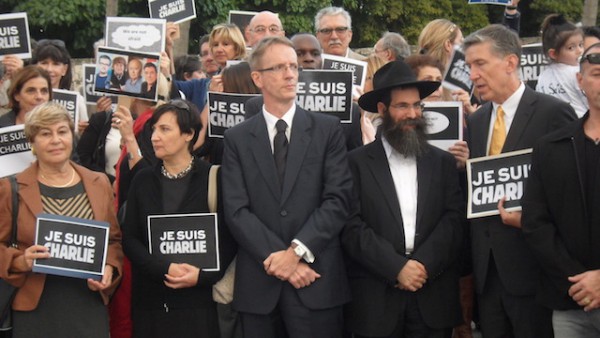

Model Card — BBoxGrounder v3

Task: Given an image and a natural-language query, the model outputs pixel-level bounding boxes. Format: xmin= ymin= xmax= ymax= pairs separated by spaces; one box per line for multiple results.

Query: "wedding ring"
xmin=583 ymin=297 xmax=591 ymax=305
xmin=115 ymin=118 xmax=121 ymax=124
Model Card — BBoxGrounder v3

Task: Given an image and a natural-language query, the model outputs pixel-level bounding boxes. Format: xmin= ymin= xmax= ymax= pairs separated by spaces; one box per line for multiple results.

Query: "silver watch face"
xmin=294 ymin=246 xmax=305 ymax=257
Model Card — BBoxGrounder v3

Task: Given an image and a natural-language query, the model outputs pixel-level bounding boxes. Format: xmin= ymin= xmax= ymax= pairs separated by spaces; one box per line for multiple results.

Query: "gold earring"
xmin=31 ymin=145 xmax=36 ymax=156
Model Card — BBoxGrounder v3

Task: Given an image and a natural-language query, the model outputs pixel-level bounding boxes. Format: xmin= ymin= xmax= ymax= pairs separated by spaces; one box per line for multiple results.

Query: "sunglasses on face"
xmin=580 ymin=53 xmax=600 ymax=64
xmin=37 ymin=39 xmax=66 ymax=48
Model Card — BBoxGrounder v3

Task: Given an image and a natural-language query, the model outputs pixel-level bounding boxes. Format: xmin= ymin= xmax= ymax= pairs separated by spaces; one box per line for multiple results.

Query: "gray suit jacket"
xmin=222 ymin=106 xmax=353 ymax=314
xmin=467 ymin=86 xmax=577 ymax=296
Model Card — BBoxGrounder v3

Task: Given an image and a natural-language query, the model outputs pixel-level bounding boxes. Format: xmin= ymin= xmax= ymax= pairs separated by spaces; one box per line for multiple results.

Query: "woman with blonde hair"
xmin=418 ymin=19 xmax=463 ymax=67
xmin=209 ymin=23 xmax=247 ymax=70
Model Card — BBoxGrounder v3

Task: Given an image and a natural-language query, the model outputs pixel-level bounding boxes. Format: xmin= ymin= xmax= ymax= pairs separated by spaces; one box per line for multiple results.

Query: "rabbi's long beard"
xmin=381 ymin=110 xmax=429 ymax=158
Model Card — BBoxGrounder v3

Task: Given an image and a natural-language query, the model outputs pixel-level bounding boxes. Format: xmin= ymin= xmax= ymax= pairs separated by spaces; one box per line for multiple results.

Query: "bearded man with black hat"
xmin=341 ymin=60 xmax=464 ymax=338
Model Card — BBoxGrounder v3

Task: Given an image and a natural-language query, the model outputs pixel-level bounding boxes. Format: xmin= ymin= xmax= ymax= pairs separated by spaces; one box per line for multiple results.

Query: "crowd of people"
xmin=1 ymin=1 xmax=600 ymax=337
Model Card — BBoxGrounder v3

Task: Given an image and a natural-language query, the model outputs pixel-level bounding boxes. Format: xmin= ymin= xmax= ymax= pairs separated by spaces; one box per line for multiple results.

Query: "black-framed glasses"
xmin=317 ymin=27 xmax=349 ymax=35
xmin=580 ymin=53 xmax=600 ymax=64
xmin=256 ymin=63 xmax=300 ymax=74
xmin=389 ymin=102 xmax=425 ymax=113
xmin=251 ymin=25 xmax=283 ymax=34
xmin=37 ymin=39 xmax=66 ymax=48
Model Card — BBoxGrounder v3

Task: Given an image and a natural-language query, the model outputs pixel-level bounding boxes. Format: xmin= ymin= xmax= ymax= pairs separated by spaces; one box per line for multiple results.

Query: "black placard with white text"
xmin=148 ymin=213 xmax=220 ymax=271
xmin=520 ymin=43 xmax=548 ymax=89
xmin=0 ymin=13 xmax=31 ymax=60
xmin=321 ymin=54 xmax=367 ymax=89
xmin=0 ymin=125 xmax=34 ymax=178
xmin=83 ymin=64 xmax=118 ymax=105
xmin=467 ymin=149 xmax=532 ymax=219
xmin=297 ymin=69 xmax=353 ymax=123
xmin=33 ymin=214 xmax=110 ymax=280
xmin=52 ymin=89 xmax=80 ymax=126
xmin=149 ymin=0 xmax=197 ymax=24
xmin=208 ymin=92 xmax=260 ymax=138
xmin=443 ymin=47 xmax=473 ymax=93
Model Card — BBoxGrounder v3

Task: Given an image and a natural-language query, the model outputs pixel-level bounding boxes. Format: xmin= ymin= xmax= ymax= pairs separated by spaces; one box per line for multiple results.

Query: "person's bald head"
xmin=246 ymin=11 xmax=285 ymax=47
xmin=291 ymin=33 xmax=322 ymax=69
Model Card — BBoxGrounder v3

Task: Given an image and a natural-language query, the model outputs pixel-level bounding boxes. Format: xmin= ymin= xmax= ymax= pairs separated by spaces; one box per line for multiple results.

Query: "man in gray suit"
xmin=222 ymin=36 xmax=352 ymax=338
xmin=464 ymin=24 xmax=577 ymax=337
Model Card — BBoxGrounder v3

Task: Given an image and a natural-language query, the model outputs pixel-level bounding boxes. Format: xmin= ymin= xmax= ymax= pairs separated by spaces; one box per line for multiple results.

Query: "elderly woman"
xmin=0 ymin=66 xmax=52 ymax=128
xmin=122 ymin=100 xmax=236 ymax=338
xmin=0 ymin=102 xmax=123 ymax=338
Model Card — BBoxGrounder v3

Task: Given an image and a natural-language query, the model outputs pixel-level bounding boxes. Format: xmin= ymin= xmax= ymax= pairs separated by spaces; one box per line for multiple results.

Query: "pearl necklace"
xmin=40 ymin=167 xmax=76 ymax=188
xmin=161 ymin=156 xmax=194 ymax=180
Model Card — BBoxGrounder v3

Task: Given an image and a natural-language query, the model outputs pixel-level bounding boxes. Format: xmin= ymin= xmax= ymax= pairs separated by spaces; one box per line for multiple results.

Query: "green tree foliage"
xmin=525 ymin=0 xmax=582 ymax=36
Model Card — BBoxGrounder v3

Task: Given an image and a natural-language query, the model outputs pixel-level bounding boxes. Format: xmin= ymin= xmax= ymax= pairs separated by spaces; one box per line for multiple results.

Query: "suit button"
xmin=280 ymin=210 xmax=288 ymax=217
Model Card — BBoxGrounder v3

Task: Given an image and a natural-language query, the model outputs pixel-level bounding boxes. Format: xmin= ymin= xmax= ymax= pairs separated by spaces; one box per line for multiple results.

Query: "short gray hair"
xmin=314 ymin=6 xmax=352 ymax=32
xmin=463 ymin=24 xmax=521 ymax=66
xmin=380 ymin=32 xmax=411 ymax=59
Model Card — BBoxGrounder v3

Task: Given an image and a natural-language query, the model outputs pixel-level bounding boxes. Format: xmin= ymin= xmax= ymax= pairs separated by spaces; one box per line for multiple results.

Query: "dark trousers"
xmin=353 ymin=293 xmax=448 ymax=338
xmin=478 ymin=257 xmax=553 ymax=338
xmin=240 ymin=283 xmax=343 ymax=338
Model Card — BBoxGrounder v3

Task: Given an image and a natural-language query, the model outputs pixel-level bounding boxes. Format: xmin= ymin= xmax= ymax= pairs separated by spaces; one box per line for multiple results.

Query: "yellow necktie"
xmin=489 ymin=106 xmax=506 ymax=156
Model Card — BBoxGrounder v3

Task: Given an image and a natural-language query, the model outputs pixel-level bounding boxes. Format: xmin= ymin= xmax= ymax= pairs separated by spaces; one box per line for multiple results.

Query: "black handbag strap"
xmin=8 ymin=176 xmax=18 ymax=248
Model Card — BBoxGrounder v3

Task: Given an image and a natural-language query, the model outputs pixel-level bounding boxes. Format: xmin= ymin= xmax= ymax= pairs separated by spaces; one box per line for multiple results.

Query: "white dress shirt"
xmin=486 ymin=82 xmax=526 ymax=155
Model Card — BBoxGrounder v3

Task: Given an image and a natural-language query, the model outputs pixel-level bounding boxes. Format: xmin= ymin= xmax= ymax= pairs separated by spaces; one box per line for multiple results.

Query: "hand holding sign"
xmin=497 ymin=196 xmax=522 ymax=228
xmin=1 ymin=55 xmax=23 ymax=77
xmin=23 ymin=244 xmax=51 ymax=270
xmin=87 ymin=264 xmax=114 ymax=291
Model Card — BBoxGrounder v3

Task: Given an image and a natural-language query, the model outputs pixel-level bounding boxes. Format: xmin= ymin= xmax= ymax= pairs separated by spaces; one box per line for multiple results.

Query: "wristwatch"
xmin=291 ymin=242 xmax=306 ymax=258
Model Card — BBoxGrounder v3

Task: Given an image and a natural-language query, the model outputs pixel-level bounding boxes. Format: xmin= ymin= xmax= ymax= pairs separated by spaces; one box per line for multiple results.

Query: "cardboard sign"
xmin=148 ymin=213 xmax=220 ymax=271
xmin=321 ymin=54 xmax=367 ymax=90
xmin=82 ymin=64 xmax=118 ymax=105
xmin=297 ymin=69 xmax=353 ymax=123
xmin=0 ymin=13 xmax=31 ymax=60
xmin=467 ymin=149 xmax=532 ymax=219
xmin=443 ymin=47 xmax=473 ymax=93
xmin=520 ymin=43 xmax=548 ymax=89
xmin=0 ymin=125 xmax=34 ymax=178
xmin=105 ymin=17 xmax=166 ymax=53
xmin=149 ymin=0 xmax=197 ymax=24
xmin=208 ymin=92 xmax=260 ymax=138
xmin=52 ymin=89 xmax=80 ymax=126
xmin=423 ymin=101 xmax=463 ymax=151
xmin=33 ymin=214 xmax=110 ymax=280
xmin=94 ymin=47 xmax=161 ymax=102
xmin=468 ymin=0 xmax=511 ymax=4
xmin=228 ymin=10 xmax=258 ymax=38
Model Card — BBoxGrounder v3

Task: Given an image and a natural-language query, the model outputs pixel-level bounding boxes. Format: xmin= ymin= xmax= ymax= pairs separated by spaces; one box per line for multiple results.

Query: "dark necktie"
xmin=274 ymin=119 xmax=288 ymax=188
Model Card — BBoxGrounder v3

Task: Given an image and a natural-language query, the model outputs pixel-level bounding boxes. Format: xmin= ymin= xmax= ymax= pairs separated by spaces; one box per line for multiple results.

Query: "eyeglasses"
xmin=389 ymin=102 xmax=425 ymax=113
xmin=317 ymin=27 xmax=349 ymax=35
xmin=251 ymin=25 xmax=283 ymax=34
xmin=373 ymin=48 xmax=387 ymax=54
xmin=37 ymin=39 xmax=66 ymax=48
xmin=256 ymin=63 xmax=300 ymax=74
xmin=580 ymin=53 xmax=600 ymax=64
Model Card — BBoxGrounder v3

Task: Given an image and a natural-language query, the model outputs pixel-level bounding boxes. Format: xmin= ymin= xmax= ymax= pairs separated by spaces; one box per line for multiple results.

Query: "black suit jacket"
xmin=222 ymin=106 xmax=353 ymax=314
xmin=342 ymin=139 xmax=464 ymax=336
xmin=467 ymin=86 xmax=577 ymax=296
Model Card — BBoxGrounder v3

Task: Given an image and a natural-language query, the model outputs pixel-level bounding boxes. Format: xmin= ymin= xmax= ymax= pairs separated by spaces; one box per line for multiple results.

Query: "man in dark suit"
xmin=342 ymin=60 xmax=464 ymax=337
xmin=521 ymin=42 xmax=600 ymax=337
xmin=463 ymin=24 xmax=577 ymax=337
xmin=222 ymin=36 xmax=352 ymax=338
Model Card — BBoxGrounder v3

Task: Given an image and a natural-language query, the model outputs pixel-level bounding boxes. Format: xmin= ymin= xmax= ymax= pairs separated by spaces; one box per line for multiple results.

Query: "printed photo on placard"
xmin=0 ymin=12 xmax=31 ymax=60
xmin=422 ymin=101 xmax=463 ymax=151
xmin=149 ymin=0 xmax=197 ymax=24
xmin=147 ymin=213 xmax=220 ymax=271
xmin=52 ymin=89 xmax=80 ymax=126
xmin=208 ymin=92 xmax=260 ymax=138
xmin=33 ymin=214 xmax=110 ymax=280
xmin=105 ymin=16 xmax=166 ymax=54
xmin=467 ymin=149 xmax=532 ymax=219
xmin=442 ymin=46 xmax=473 ymax=94
xmin=297 ymin=69 xmax=353 ymax=123
xmin=0 ymin=125 xmax=34 ymax=178
xmin=94 ymin=47 xmax=161 ymax=101
xmin=228 ymin=10 xmax=258 ymax=40
xmin=520 ymin=43 xmax=549 ymax=89
xmin=321 ymin=54 xmax=367 ymax=90
xmin=82 ymin=64 xmax=118 ymax=105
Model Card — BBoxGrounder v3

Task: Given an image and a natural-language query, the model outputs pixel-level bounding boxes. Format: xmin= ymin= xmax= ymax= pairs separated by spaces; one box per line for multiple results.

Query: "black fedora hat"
xmin=358 ymin=60 xmax=441 ymax=112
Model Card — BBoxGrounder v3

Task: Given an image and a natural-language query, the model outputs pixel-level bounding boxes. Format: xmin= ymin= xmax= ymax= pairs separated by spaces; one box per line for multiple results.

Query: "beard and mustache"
xmin=381 ymin=109 xmax=430 ymax=158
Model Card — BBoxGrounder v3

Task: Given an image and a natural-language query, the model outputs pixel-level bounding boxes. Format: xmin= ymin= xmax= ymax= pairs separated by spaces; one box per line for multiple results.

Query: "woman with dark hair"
xmin=0 ymin=65 xmax=52 ymax=127
xmin=174 ymin=55 xmax=205 ymax=81
xmin=30 ymin=39 xmax=89 ymax=133
xmin=122 ymin=100 xmax=236 ymax=338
